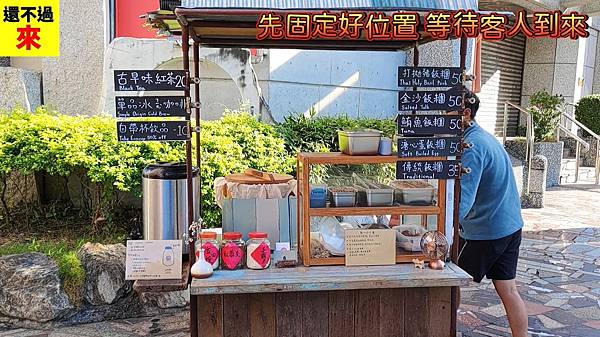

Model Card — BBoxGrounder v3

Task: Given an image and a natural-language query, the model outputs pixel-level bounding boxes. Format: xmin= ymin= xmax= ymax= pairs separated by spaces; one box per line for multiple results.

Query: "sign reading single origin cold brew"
xmin=397 ymin=136 xmax=463 ymax=157
xmin=115 ymin=96 xmax=186 ymax=118
xmin=396 ymin=160 xmax=461 ymax=180
xmin=398 ymin=66 xmax=463 ymax=87
xmin=397 ymin=115 xmax=463 ymax=135
xmin=398 ymin=87 xmax=463 ymax=111
xmin=117 ymin=121 xmax=190 ymax=142
xmin=114 ymin=70 xmax=186 ymax=91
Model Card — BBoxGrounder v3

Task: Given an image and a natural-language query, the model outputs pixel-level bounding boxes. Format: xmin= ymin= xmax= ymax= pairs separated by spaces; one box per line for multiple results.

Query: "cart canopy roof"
xmin=146 ymin=0 xmax=478 ymax=50
xmin=180 ymin=0 xmax=477 ymax=11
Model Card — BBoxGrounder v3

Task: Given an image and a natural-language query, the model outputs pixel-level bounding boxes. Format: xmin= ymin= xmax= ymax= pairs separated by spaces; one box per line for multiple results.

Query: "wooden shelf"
xmin=298 ymin=152 xmax=448 ymax=165
xmin=309 ymin=205 xmax=440 ymax=216
xmin=297 ymin=151 xmax=449 ymax=266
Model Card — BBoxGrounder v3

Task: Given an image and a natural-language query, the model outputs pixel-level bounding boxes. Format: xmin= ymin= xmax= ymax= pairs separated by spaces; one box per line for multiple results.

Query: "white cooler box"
xmin=221 ymin=196 xmax=298 ymax=250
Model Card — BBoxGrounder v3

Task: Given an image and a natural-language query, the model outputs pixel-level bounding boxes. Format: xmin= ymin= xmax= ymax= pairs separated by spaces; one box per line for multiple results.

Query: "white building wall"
xmin=266 ymin=39 xmax=469 ymax=122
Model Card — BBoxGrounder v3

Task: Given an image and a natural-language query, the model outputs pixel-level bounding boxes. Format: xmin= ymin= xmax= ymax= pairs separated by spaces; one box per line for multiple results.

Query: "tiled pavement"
xmin=459 ymin=181 xmax=600 ymax=337
xmin=1 ymin=181 xmax=599 ymax=337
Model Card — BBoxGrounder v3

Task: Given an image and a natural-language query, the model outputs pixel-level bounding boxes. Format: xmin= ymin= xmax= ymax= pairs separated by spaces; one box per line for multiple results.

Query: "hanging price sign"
xmin=396 ymin=160 xmax=461 ymax=180
xmin=397 ymin=136 xmax=463 ymax=158
xmin=398 ymin=66 xmax=463 ymax=87
xmin=398 ymin=87 xmax=463 ymax=112
xmin=116 ymin=121 xmax=190 ymax=142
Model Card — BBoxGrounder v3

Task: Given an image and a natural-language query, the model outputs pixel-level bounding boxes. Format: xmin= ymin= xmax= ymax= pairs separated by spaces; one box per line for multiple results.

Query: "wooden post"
xmin=193 ymin=42 xmax=202 ymax=215
xmin=450 ymin=36 xmax=469 ymax=337
xmin=182 ymin=24 xmax=199 ymax=337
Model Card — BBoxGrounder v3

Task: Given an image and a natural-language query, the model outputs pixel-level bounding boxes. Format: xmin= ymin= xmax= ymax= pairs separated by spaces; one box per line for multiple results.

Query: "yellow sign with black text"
xmin=0 ymin=0 xmax=59 ymax=56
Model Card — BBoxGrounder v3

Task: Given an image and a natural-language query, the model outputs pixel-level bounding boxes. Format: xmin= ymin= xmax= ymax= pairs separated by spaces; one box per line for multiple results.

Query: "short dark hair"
xmin=464 ymin=90 xmax=480 ymax=119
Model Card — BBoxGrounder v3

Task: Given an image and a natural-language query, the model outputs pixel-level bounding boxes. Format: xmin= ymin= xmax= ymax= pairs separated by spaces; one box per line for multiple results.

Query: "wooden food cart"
xmin=144 ymin=1 xmax=476 ymax=336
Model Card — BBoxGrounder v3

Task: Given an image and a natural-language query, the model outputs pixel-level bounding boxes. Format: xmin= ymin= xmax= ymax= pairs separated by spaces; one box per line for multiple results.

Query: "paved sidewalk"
xmin=1 ymin=181 xmax=599 ymax=337
xmin=459 ymin=181 xmax=600 ymax=337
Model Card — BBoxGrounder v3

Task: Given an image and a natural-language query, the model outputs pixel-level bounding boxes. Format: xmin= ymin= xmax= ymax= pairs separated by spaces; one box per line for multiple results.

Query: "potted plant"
xmin=528 ymin=90 xmax=565 ymax=187
xmin=504 ymin=90 xmax=565 ymax=188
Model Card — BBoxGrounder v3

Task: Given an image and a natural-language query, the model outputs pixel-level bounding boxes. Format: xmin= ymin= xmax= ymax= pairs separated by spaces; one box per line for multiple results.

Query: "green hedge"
xmin=0 ymin=107 xmax=293 ymax=226
xmin=576 ymin=95 xmax=600 ymax=137
xmin=0 ymin=107 xmax=396 ymax=227
xmin=276 ymin=112 xmax=396 ymax=153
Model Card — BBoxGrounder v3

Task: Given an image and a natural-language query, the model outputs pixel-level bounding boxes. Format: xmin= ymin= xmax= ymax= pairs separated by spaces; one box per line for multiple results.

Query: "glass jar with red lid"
xmin=195 ymin=231 xmax=220 ymax=270
xmin=220 ymin=232 xmax=245 ymax=270
xmin=246 ymin=232 xmax=271 ymax=270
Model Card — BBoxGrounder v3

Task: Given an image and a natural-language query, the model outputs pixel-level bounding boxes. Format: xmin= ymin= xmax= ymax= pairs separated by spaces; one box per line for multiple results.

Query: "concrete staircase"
xmin=560 ymin=147 xmax=597 ymax=184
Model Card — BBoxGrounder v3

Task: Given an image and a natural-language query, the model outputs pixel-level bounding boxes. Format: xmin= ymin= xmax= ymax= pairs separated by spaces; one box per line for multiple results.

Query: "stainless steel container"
xmin=142 ymin=163 xmax=200 ymax=254
xmin=338 ymin=129 xmax=382 ymax=155
xmin=390 ymin=180 xmax=436 ymax=205
xmin=329 ymin=188 xmax=356 ymax=207
xmin=365 ymin=188 xmax=394 ymax=206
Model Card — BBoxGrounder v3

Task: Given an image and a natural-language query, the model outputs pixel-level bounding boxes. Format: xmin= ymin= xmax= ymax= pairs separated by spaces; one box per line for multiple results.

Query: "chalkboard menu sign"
xmin=114 ymin=70 xmax=186 ymax=92
xmin=115 ymin=96 xmax=186 ymax=118
xmin=398 ymin=87 xmax=463 ymax=111
xmin=117 ymin=121 xmax=189 ymax=142
xmin=396 ymin=160 xmax=461 ymax=180
xmin=397 ymin=136 xmax=462 ymax=158
xmin=397 ymin=115 xmax=463 ymax=135
xmin=398 ymin=67 xmax=463 ymax=87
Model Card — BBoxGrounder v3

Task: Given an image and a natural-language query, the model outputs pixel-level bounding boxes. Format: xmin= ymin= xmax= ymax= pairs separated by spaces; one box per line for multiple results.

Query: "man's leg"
xmin=493 ymin=279 xmax=528 ymax=337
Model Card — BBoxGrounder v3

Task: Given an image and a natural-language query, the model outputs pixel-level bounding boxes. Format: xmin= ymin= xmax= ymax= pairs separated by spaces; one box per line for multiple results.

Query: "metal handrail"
xmin=562 ymin=103 xmax=600 ymax=185
xmin=502 ymin=100 xmax=599 ymax=185
xmin=503 ymin=101 xmax=534 ymax=193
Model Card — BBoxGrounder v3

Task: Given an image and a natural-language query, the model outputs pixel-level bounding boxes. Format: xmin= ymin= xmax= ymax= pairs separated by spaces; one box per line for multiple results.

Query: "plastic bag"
xmin=393 ymin=224 xmax=427 ymax=252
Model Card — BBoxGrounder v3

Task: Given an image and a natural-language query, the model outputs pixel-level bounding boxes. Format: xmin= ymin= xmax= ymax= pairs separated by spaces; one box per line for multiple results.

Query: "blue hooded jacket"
xmin=459 ymin=122 xmax=524 ymax=240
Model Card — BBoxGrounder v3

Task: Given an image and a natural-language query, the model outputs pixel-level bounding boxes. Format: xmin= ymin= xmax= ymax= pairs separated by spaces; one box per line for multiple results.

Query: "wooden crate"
xmin=195 ymin=287 xmax=454 ymax=337
xmin=297 ymin=152 xmax=448 ymax=266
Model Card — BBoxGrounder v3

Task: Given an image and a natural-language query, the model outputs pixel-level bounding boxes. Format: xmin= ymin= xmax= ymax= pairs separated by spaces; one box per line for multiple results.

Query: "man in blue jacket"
xmin=457 ymin=91 xmax=528 ymax=337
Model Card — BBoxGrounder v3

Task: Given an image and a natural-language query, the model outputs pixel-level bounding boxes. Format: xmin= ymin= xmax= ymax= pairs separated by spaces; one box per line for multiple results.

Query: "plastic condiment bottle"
xmin=196 ymin=231 xmax=220 ymax=269
xmin=246 ymin=232 xmax=271 ymax=270
xmin=220 ymin=232 xmax=245 ymax=270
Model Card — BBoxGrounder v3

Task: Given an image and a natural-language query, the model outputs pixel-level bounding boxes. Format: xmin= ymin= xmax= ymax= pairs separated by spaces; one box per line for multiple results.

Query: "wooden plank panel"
xmin=190 ymin=263 xmax=471 ymax=295
xmin=355 ymin=289 xmax=381 ymax=337
xmin=328 ymin=291 xmax=354 ymax=337
xmin=380 ymin=288 xmax=405 ymax=337
xmin=428 ymin=287 xmax=452 ymax=337
xmin=223 ymin=294 xmax=250 ymax=337
xmin=197 ymin=295 xmax=223 ymax=337
xmin=309 ymin=206 xmax=440 ymax=217
xmin=301 ymin=291 xmax=329 ymax=337
xmin=404 ymin=288 xmax=428 ymax=337
xmin=276 ymin=292 xmax=302 ymax=337
xmin=249 ymin=293 xmax=276 ymax=337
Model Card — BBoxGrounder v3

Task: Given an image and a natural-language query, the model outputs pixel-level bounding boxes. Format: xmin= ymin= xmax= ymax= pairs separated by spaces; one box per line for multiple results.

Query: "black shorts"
xmin=457 ymin=229 xmax=522 ymax=283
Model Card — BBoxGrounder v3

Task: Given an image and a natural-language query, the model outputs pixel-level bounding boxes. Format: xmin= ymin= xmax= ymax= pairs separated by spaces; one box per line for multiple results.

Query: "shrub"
xmin=275 ymin=112 xmax=397 ymax=182
xmin=575 ymin=94 xmax=600 ymax=137
xmin=528 ymin=90 xmax=564 ymax=142
xmin=0 ymin=107 xmax=293 ymax=227
xmin=276 ymin=111 xmax=396 ymax=154
xmin=199 ymin=111 xmax=294 ymax=225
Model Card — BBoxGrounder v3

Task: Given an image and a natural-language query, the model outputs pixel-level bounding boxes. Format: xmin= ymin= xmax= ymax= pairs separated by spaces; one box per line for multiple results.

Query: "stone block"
xmin=0 ymin=253 xmax=73 ymax=322
xmin=78 ymin=243 xmax=132 ymax=306
xmin=522 ymin=64 xmax=555 ymax=96
xmin=552 ymin=64 xmax=577 ymax=98
xmin=524 ymin=38 xmax=556 ymax=64
xmin=0 ymin=67 xmax=42 ymax=111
